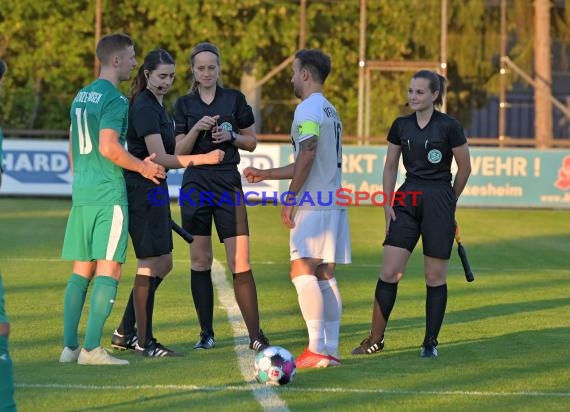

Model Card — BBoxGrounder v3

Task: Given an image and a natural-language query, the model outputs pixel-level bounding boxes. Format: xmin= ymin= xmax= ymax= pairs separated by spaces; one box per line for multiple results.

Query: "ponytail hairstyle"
xmin=412 ymin=70 xmax=446 ymax=109
xmin=188 ymin=42 xmax=223 ymax=93
xmin=130 ymin=48 xmax=175 ymax=104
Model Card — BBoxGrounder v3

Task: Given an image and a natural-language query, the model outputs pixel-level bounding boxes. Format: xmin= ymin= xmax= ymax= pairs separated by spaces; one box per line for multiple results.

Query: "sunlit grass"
xmin=0 ymin=198 xmax=568 ymax=411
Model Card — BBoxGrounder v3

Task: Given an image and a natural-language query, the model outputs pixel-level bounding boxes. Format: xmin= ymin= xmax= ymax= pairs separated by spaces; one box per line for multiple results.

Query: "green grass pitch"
xmin=0 ymin=198 xmax=569 ymax=411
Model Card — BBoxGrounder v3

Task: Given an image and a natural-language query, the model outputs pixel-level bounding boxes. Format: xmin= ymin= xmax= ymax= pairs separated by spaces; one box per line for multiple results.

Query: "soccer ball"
xmin=254 ymin=346 xmax=296 ymax=386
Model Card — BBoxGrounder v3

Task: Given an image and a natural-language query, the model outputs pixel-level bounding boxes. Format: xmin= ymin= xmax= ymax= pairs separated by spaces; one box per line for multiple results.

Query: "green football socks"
xmin=63 ymin=273 xmax=89 ymax=349
xmin=84 ymin=276 xmax=118 ymax=351
xmin=0 ymin=335 xmax=16 ymax=412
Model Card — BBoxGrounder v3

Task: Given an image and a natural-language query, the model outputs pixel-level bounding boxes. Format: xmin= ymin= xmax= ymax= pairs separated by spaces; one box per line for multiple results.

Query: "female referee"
xmin=351 ymin=70 xmax=471 ymax=358
xmin=173 ymin=42 xmax=269 ymax=352
xmin=111 ymin=49 xmax=223 ymax=357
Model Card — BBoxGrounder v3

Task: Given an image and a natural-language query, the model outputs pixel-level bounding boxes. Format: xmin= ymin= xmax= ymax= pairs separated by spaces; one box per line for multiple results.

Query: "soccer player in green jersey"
xmin=60 ymin=33 xmax=166 ymax=365
xmin=0 ymin=274 xmax=16 ymax=412
xmin=0 ymin=58 xmax=17 ymax=412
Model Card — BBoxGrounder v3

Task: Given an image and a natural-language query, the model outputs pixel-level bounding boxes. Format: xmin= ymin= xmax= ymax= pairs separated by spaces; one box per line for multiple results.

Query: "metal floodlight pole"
xmin=299 ymin=0 xmax=307 ymax=49
xmin=441 ymin=0 xmax=448 ymax=113
xmin=357 ymin=0 xmax=446 ymax=142
xmin=534 ymin=0 xmax=552 ymax=148
xmin=94 ymin=0 xmax=102 ymax=78
xmin=357 ymin=0 xmax=367 ymax=145
xmin=498 ymin=0 xmax=507 ymax=146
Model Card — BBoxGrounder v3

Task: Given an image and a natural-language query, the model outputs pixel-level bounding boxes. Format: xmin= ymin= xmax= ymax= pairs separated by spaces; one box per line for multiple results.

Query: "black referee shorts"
xmin=127 ymin=178 xmax=173 ymax=259
xmin=383 ymin=179 xmax=456 ymax=259
xmin=180 ymin=168 xmax=249 ymax=243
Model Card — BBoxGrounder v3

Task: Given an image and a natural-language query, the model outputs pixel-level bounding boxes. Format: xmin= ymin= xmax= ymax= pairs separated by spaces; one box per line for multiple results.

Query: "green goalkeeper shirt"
xmin=69 ymin=78 xmax=129 ymax=205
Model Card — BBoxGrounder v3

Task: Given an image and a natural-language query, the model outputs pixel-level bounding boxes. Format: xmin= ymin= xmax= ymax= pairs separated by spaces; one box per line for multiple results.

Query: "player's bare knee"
xmin=380 ymin=270 xmax=403 ymax=283
xmin=315 ymin=263 xmax=335 ymax=280
xmin=227 ymin=255 xmax=250 ymax=274
xmin=96 ymin=260 xmax=122 ymax=279
xmin=191 ymin=252 xmax=213 ymax=269
xmin=424 ymin=272 xmax=447 ymax=286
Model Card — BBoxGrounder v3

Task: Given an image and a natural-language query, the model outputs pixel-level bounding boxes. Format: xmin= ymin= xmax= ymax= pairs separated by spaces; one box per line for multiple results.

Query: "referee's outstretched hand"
xmin=140 ymin=153 xmax=166 ymax=184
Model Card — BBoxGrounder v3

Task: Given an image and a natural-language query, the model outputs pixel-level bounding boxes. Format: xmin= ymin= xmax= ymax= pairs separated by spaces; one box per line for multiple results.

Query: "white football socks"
xmin=319 ymin=278 xmax=342 ymax=357
xmin=292 ymin=275 xmax=325 ymax=354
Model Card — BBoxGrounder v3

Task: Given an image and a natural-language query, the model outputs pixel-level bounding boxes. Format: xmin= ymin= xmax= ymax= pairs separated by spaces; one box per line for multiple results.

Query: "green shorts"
xmin=0 ymin=274 xmax=8 ymax=325
xmin=61 ymin=204 xmax=129 ymax=263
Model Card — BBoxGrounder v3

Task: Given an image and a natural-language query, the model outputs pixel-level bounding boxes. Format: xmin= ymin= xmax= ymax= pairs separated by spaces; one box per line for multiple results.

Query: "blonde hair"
xmin=188 ymin=42 xmax=223 ymax=93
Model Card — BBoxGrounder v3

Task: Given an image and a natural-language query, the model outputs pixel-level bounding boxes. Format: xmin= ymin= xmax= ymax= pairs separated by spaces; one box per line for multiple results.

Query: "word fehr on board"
xmin=468 ymin=155 xmax=542 ymax=177
xmin=146 ymin=187 xmax=422 ymax=207
xmin=3 ymin=140 xmax=569 ymax=209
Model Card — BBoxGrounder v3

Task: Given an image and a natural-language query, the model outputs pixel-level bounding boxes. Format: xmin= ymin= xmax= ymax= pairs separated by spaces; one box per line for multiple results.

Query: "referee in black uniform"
xmin=352 ymin=70 xmax=471 ymax=358
xmin=111 ymin=49 xmax=223 ymax=357
xmin=173 ymin=42 xmax=269 ymax=351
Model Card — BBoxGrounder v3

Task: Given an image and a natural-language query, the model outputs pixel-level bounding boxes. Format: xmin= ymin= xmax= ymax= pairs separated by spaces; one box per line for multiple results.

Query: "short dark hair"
xmin=412 ymin=70 xmax=446 ymax=108
xmin=0 ymin=59 xmax=6 ymax=80
xmin=96 ymin=33 xmax=134 ymax=65
xmin=294 ymin=49 xmax=331 ymax=84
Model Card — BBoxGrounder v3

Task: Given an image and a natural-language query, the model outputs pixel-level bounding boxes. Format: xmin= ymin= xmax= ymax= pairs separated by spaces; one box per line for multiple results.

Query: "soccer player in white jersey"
xmin=245 ymin=49 xmax=351 ymax=368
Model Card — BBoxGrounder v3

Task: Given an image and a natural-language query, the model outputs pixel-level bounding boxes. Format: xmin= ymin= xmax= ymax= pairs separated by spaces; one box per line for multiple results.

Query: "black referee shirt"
xmin=126 ymin=89 xmax=176 ymax=163
xmin=387 ymin=110 xmax=467 ymax=182
xmin=173 ymin=86 xmax=254 ymax=169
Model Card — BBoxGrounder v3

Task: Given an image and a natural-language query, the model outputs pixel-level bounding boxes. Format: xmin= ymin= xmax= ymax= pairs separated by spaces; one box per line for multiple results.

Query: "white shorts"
xmin=290 ymin=209 xmax=351 ymax=264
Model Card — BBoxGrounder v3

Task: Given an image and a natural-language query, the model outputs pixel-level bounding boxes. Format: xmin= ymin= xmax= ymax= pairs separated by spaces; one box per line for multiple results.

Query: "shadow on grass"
xmin=339 ymin=327 xmax=570 ymax=388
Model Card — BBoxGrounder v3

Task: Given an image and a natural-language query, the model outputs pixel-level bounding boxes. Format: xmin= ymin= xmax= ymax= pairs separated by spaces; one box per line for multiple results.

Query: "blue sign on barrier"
xmin=1 ymin=139 xmax=569 ymax=208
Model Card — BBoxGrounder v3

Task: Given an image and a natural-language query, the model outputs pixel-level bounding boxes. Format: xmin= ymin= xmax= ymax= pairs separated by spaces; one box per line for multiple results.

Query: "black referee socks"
xmin=424 ymin=284 xmax=447 ymax=345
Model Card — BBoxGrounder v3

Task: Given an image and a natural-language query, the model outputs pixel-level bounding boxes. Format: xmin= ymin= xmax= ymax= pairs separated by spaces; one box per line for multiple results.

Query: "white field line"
xmin=15 ymin=383 xmax=570 ymax=398
xmin=8 ymin=259 xmax=569 ymax=402
xmin=210 ymin=259 xmax=290 ymax=412
xmin=2 ymin=256 xmax=568 ymax=273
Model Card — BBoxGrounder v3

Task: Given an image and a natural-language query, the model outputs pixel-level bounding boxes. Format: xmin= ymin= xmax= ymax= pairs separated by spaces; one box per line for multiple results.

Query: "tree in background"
xmin=0 ymin=0 xmax=568 ymax=139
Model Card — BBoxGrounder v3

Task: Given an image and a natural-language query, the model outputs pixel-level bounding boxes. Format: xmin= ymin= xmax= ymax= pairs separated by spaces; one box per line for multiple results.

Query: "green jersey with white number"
xmin=69 ymin=78 xmax=128 ymax=205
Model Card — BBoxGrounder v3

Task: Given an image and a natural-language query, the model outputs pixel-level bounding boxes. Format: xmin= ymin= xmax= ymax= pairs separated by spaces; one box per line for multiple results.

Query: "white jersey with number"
xmin=291 ymin=92 xmax=344 ymax=210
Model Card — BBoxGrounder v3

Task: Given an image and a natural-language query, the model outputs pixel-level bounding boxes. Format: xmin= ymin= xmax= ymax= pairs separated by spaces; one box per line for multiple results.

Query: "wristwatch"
xmin=230 ymin=131 xmax=238 ymax=143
